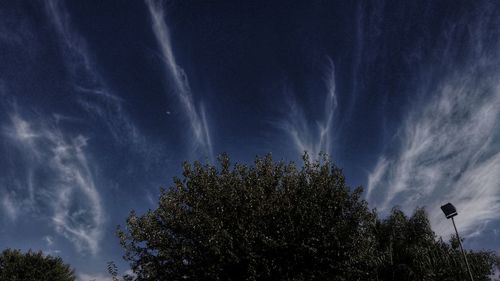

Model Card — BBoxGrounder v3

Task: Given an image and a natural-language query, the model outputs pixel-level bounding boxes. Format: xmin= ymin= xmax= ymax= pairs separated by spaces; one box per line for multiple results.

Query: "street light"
xmin=440 ymin=203 xmax=474 ymax=281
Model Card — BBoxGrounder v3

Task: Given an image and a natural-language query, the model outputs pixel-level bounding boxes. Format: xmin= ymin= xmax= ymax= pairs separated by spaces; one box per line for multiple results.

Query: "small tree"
xmin=374 ymin=208 xmax=500 ymax=281
xmin=0 ymin=249 xmax=75 ymax=281
xmin=118 ymin=154 xmax=378 ymax=280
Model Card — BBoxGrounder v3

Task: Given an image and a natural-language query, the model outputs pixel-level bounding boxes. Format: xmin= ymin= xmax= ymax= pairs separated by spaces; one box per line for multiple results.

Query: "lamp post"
xmin=440 ymin=203 xmax=474 ymax=281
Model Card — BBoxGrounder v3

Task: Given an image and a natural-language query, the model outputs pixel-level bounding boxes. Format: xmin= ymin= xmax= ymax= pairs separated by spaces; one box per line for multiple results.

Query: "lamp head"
xmin=441 ymin=203 xmax=458 ymax=219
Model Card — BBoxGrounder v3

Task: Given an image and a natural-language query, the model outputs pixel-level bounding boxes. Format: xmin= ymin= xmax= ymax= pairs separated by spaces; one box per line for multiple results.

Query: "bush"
xmin=0 ymin=248 xmax=75 ymax=281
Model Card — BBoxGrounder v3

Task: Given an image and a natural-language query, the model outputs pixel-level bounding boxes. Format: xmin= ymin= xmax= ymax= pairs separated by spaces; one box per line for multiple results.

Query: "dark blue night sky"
xmin=1 ymin=1 xmax=499 ymax=279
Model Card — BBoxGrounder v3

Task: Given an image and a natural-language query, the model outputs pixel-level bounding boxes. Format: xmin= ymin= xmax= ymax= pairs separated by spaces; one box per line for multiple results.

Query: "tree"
xmin=0 ymin=249 xmax=75 ymax=281
xmin=118 ymin=154 xmax=377 ymax=281
xmin=374 ymin=208 xmax=499 ymax=281
xmin=117 ymin=154 xmax=499 ymax=281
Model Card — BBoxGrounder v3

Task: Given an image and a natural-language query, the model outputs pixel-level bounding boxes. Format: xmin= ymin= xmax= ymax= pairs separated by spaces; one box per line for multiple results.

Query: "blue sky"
xmin=1 ymin=0 xmax=499 ymax=279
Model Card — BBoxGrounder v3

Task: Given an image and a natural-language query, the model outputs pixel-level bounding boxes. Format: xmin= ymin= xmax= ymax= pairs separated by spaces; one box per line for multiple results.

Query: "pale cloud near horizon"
xmin=77 ymin=273 xmax=113 ymax=281
xmin=77 ymin=269 xmax=135 ymax=281
xmin=2 ymin=113 xmax=104 ymax=255
xmin=366 ymin=7 xmax=500 ymax=239
xmin=146 ymin=0 xmax=214 ymax=161
xmin=367 ymin=72 xmax=500 ymax=237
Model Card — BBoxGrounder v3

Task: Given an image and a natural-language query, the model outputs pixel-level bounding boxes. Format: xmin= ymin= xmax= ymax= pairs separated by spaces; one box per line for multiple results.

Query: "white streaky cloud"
xmin=365 ymin=157 xmax=388 ymax=200
xmin=77 ymin=269 xmax=135 ymax=281
xmin=3 ymin=114 xmax=104 ymax=254
xmin=282 ymin=59 xmax=337 ymax=158
xmin=1 ymin=193 xmax=18 ymax=220
xmin=45 ymin=0 xmax=156 ymax=158
xmin=368 ymin=73 xmax=500 ymax=238
xmin=53 ymin=113 xmax=84 ymax=125
xmin=9 ymin=115 xmax=38 ymax=142
xmin=146 ymin=0 xmax=214 ymax=160
xmin=367 ymin=8 xmax=500 ymax=239
xmin=2 ymin=115 xmax=42 ymax=214
xmin=74 ymin=86 xmax=124 ymax=102
xmin=44 ymin=235 xmax=54 ymax=246
xmin=77 ymin=273 xmax=114 ymax=281
xmin=49 ymin=134 xmax=104 ymax=254
xmin=45 ymin=0 xmax=94 ymax=82
xmin=430 ymin=152 xmax=500 ymax=236
xmin=45 ymin=249 xmax=62 ymax=256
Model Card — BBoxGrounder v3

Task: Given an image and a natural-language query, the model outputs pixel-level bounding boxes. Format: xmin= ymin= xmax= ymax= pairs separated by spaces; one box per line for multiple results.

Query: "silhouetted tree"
xmin=118 ymin=154 xmax=377 ymax=280
xmin=0 ymin=249 xmax=75 ymax=281
xmin=374 ymin=208 xmax=499 ymax=281
xmin=118 ymin=154 xmax=499 ymax=281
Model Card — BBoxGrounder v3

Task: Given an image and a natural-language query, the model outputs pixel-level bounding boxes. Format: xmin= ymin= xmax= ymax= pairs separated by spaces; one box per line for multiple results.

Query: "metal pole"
xmin=451 ymin=217 xmax=474 ymax=281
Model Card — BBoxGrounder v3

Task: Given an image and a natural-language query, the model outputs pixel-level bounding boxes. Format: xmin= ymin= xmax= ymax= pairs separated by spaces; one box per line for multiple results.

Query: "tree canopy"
xmin=118 ymin=154 xmax=499 ymax=281
xmin=0 ymin=249 xmax=75 ymax=281
xmin=374 ymin=209 xmax=498 ymax=281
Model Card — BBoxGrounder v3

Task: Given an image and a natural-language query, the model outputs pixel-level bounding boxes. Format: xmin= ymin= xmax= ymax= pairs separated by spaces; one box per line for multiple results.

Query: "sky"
xmin=0 ymin=0 xmax=499 ymax=279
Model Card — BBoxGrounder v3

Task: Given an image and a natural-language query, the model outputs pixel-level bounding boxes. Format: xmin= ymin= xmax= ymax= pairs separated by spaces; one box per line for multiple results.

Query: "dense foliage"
xmin=375 ymin=209 xmax=499 ymax=281
xmin=118 ymin=154 xmax=499 ymax=281
xmin=0 ymin=249 xmax=75 ymax=281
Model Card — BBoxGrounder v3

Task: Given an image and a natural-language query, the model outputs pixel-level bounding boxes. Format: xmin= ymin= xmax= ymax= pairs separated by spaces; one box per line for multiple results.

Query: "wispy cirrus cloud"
xmin=45 ymin=0 xmax=157 ymax=158
xmin=146 ymin=0 xmax=214 ymax=161
xmin=2 ymin=113 xmax=104 ymax=254
xmin=366 ymin=4 xmax=500 ymax=239
xmin=45 ymin=0 xmax=96 ymax=85
xmin=1 ymin=193 xmax=18 ymax=221
xmin=281 ymin=59 xmax=337 ymax=158
xmin=45 ymin=0 xmax=95 ymax=85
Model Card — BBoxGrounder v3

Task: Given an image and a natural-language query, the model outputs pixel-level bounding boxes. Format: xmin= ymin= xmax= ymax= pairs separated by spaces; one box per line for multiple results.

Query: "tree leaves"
xmin=118 ymin=154 xmax=499 ymax=281
xmin=0 ymin=249 xmax=75 ymax=281
xmin=375 ymin=208 xmax=499 ymax=281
